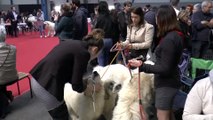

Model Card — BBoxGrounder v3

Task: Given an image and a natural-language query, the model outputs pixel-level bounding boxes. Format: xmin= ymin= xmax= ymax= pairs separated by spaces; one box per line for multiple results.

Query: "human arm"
xmin=140 ymin=33 xmax=182 ymax=75
xmin=71 ymin=50 xmax=90 ymax=93
xmin=129 ymin=32 xmax=183 ymax=75
xmin=191 ymin=12 xmax=211 ymax=30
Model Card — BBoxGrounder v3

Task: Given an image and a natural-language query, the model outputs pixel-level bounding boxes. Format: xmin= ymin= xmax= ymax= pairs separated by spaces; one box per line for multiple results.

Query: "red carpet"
xmin=6 ymin=32 xmax=59 ymax=96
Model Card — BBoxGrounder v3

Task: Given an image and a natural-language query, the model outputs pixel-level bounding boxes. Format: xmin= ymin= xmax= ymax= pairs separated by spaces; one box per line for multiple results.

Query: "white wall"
xmin=0 ymin=0 xmax=10 ymax=5
xmin=13 ymin=0 xmax=37 ymax=4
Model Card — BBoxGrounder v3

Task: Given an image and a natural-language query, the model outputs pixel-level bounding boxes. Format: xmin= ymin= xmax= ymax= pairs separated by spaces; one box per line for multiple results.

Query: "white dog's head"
xmin=83 ymin=71 xmax=102 ymax=86
xmin=94 ymin=64 xmax=132 ymax=99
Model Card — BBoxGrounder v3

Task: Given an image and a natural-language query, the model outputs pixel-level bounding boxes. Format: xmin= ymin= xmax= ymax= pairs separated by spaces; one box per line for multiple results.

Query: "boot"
xmin=48 ymin=102 xmax=69 ymax=120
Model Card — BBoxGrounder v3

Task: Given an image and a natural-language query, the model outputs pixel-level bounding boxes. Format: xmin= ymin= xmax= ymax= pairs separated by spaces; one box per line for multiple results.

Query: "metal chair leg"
xmin=16 ymin=81 xmax=21 ymax=95
xmin=27 ymin=76 xmax=33 ymax=98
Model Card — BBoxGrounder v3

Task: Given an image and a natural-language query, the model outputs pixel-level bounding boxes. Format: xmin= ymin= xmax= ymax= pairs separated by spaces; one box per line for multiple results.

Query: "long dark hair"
xmin=129 ymin=7 xmax=145 ymax=27
xmin=156 ymin=5 xmax=179 ymax=37
xmin=98 ymin=1 xmax=110 ymax=15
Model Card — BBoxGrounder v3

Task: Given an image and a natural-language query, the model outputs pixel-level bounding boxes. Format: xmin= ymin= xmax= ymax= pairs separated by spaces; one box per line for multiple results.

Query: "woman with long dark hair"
xmin=95 ymin=1 xmax=116 ymax=66
xmin=128 ymin=5 xmax=184 ymax=120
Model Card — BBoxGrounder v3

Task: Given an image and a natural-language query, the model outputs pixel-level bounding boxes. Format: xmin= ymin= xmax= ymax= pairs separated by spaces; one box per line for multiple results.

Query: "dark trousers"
xmin=191 ymin=41 xmax=209 ymax=58
xmin=0 ymin=86 xmax=9 ymax=119
xmin=11 ymin=21 xmax=18 ymax=37
xmin=48 ymin=102 xmax=69 ymax=120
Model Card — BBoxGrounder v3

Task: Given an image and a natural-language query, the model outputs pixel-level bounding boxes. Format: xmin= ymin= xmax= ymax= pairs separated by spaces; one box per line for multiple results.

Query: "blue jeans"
xmin=98 ymin=38 xmax=113 ymax=66
xmin=38 ymin=25 xmax=45 ymax=36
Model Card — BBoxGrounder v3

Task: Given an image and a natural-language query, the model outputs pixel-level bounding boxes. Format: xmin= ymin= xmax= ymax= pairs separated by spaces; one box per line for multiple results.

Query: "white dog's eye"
xmin=115 ymin=84 xmax=122 ymax=91
xmin=108 ymin=81 xmax=114 ymax=91
xmin=109 ymin=82 xmax=114 ymax=86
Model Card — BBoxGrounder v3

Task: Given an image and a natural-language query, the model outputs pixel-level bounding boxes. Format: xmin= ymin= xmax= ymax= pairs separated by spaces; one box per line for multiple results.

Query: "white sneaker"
xmin=40 ymin=36 xmax=43 ymax=38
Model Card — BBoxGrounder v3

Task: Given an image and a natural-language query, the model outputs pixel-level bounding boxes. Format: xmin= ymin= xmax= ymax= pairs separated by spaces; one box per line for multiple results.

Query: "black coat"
xmin=30 ymin=40 xmax=90 ymax=101
xmin=117 ymin=11 xmax=131 ymax=40
xmin=140 ymin=31 xmax=184 ymax=89
xmin=191 ymin=11 xmax=213 ymax=42
xmin=55 ymin=12 xmax=74 ymax=40
xmin=72 ymin=7 xmax=88 ymax=40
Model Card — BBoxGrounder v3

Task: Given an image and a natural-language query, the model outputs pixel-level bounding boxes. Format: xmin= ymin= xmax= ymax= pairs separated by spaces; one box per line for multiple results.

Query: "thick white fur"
xmin=64 ymin=73 xmax=105 ymax=120
xmin=96 ymin=64 xmax=132 ymax=120
xmin=27 ymin=14 xmax=37 ymax=23
xmin=44 ymin=21 xmax=55 ymax=37
xmin=112 ymin=70 xmax=154 ymax=120
xmin=64 ymin=64 xmax=133 ymax=120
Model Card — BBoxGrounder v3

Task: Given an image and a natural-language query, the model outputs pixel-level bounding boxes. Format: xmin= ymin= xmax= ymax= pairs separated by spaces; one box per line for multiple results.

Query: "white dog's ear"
xmin=92 ymin=71 xmax=100 ymax=81
xmin=93 ymin=65 xmax=104 ymax=74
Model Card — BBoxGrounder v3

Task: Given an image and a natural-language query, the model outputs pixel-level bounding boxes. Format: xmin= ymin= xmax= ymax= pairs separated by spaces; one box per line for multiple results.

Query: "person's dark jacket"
xmin=95 ymin=14 xmax=115 ymax=39
xmin=140 ymin=31 xmax=184 ymax=89
xmin=30 ymin=40 xmax=90 ymax=101
xmin=178 ymin=20 xmax=192 ymax=50
xmin=72 ymin=7 xmax=88 ymax=40
xmin=191 ymin=11 xmax=213 ymax=42
xmin=55 ymin=12 xmax=74 ymax=40
xmin=117 ymin=11 xmax=131 ymax=40
xmin=7 ymin=11 xmax=17 ymax=23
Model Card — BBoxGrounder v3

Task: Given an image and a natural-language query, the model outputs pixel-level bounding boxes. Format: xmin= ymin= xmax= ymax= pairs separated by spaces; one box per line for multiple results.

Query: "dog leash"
xmin=92 ymin=79 xmax=96 ymax=113
xmin=137 ymin=68 xmax=147 ymax=120
xmin=127 ymin=55 xmax=147 ymax=120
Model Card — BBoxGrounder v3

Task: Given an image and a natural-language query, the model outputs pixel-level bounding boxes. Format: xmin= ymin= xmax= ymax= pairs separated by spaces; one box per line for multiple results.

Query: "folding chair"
xmin=191 ymin=58 xmax=213 ymax=79
xmin=3 ymin=72 xmax=33 ymax=98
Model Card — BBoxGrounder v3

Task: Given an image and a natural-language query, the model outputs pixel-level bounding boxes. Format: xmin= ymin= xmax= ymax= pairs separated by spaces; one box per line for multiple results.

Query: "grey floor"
xmin=2 ymin=91 xmax=52 ymax=120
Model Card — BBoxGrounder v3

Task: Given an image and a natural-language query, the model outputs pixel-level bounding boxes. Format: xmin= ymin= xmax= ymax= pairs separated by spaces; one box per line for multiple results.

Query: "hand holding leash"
xmin=128 ymin=55 xmax=145 ymax=67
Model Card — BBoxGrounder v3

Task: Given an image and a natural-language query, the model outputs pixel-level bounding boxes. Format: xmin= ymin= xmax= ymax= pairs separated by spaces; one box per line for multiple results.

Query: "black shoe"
xmin=6 ymin=91 xmax=14 ymax=102
xmin=48 ymin=102 xmax=69 ymax=120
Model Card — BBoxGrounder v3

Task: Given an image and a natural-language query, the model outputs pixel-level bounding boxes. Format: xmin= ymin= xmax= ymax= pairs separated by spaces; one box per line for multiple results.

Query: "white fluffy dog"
xmin=95 ymin=64 xmax=132 ymax=120
xmin=64 ymin=71 xmax=105 ymax=120
xmin=44 ymin=21 xmax=55 ymax=37
xmin=112 ymin=63 xmax=154 ymax=120
xmin=27 ymin=14 xmax=37 ymax=23
xmin=64 ymin=64 xmax=132 ymax=120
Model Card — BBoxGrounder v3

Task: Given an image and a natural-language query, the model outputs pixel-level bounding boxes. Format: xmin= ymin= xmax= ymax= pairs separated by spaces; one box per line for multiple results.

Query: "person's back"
xmin=55 ymin=3 xmax=74 ymax=41
xmin=71 ymin=0 xmax=88 ymax=40
xmin=0 ymin=25 xmax=18 ymax=84
xmin=0 ymin=24 xmax=18 ymax=119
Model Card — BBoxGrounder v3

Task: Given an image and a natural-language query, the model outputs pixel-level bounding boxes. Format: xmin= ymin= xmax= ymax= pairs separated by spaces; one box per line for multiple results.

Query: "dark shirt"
xmin=72 ymin=7 xmax=88 ymax=40
xmin=55 ymin=12 xmax=73 ymax=40
xmin=178 ymin=20 xmax=192 ymax=49
xmin=140 ymin=31 xmax=184 ymax=89
xmin=191 ymin=11 xmax=213 ymax=42
xmin=144 ymin=10 xmax=157 ymax=27
xmin=95 ymin=14 xmax=115 ymax=38
xmin=30 ymin=40 xmax=90 ymax=101
xmin=117 ymin=11 xmax=131 ymax=40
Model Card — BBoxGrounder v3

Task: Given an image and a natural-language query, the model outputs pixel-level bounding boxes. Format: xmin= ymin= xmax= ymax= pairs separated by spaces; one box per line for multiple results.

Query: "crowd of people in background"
xmin=0 ymin=0 xmax=213 ymax=119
